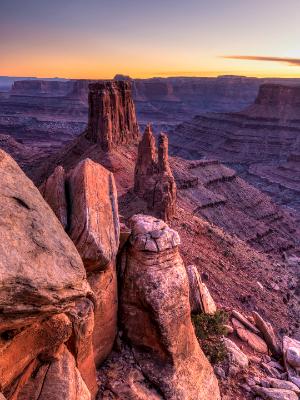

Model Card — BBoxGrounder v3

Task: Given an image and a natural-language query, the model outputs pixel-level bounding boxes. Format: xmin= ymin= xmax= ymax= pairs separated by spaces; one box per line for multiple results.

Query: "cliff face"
xmin=11 ymin=80 xmax=72 ymax=96
xmin=244 ymin=83 xmax=300 ymax=119
xmin=255 ymin=84 xmax=300 ymax=107
xmin=85 ymin=81 xmax=140 ymax=150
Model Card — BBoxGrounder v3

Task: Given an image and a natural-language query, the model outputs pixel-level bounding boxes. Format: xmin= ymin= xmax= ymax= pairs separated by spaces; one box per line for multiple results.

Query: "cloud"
xmin=222 ymin=55 xmax=300 ymax=66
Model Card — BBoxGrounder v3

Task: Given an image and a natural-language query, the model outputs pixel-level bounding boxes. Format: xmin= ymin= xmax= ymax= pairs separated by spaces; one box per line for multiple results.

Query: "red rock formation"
xmin=87 ymin=263 xmax=118 ymax=367
xmin=85 ymin=81 xmax=140 ymax=150
xmin=67 ymin=158 xmax=120 ymax=272
xmin=120 ymin=214 xmax=220 ymax=400
xmin=134 ymin=125 xmax=177 ymax=221
xmin=39 ymin=165 xmax=68 ymax=229
xmin=40 ymin=158 xmax=120 ymax=368
xmin=67 ymin=299 xmax=98 ymax=398
xmin=0 ymin=149 xmax=97 ymax=399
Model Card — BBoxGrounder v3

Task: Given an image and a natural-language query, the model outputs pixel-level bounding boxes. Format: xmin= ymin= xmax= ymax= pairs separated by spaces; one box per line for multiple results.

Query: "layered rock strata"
xmin=120 ymin=214 xmax=220 ymax=400
xmin=134 ymin=125 xmax=177 ymax=221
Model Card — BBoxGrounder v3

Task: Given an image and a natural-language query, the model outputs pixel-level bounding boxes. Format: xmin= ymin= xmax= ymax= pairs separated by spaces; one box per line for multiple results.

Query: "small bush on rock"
xmin=192 ymin=310 xmax=228 ymax=364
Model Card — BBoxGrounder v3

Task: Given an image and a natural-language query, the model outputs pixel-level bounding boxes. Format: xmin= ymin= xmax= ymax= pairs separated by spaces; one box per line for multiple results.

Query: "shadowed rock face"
xmin=120 ymin=214 xmax=220 ymax=400
xmin=134 ymin=125 xmax=177 ymax=221
xmin=39 ymin=165 xmax=68 ymax=229
xmin=85 ymin=81 xmax=140 ymax=150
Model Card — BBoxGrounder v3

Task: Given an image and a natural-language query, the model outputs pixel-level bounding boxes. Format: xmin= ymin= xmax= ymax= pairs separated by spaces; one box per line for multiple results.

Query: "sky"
xmin=1 ymin=0 xmax=300 ymax=79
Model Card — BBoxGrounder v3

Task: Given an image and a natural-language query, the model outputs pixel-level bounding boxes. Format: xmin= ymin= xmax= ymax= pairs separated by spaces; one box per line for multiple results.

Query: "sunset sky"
xmin=1 ymin=0 xmax=300 ymax=79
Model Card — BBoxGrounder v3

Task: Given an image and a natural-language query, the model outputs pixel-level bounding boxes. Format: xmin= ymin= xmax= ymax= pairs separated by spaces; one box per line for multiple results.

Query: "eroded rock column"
xmin=134 ymin=125 xmax=177 ymax=221
xmin=120 ymin=214 xmax=220 ymax=400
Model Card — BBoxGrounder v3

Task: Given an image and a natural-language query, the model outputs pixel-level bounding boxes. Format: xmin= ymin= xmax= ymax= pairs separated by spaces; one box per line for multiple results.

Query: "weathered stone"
xmin=252 ymin=385 xmax=298 ymax=400
xmin=253 ymin=312 xmax=282 ymax=358
xmin=236 ymin=327 xmax=268 ymax=353
xmin=262 ymin=363 xmax=282 ymax=379
xmin=86 ymin=80 xmax=140 ymax=150
xmin=0 ymin=150 xmax=91 ymax=332
xmin=283 ymin=336 xmax=300 ymax=378
xmin=12 ymin=345 xmax=91 ymax=400
xmin=0 ymin=314 xmax=72 ymax=392
xmin=134 ymin=126 xmax=177 ymax=221
xmin=39 ymin=165 xmax=68 ymax=229
xmin=68 ymin=158 xmax=120 ymax=272
xmin=87 ymin=262 xmax=118 ymax=367
xmin=265 ymin=378 xmax=300 ymax=394
xmin=67 ymin=299 xmax=97 ymax=399
xmin=186 ymin=265 xmax=216 ymax=314
xmin=232 ymin=310 xmax=260 ymax=334
xmin=223 ymin=337 xmax=249 ymax=376
xmin=121 ymin=214 xmax=220 ymax=400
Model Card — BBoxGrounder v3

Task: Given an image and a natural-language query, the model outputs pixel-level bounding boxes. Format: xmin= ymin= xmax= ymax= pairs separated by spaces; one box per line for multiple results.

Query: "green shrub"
xmin=192 ymin=310 xmax=228 ymax=364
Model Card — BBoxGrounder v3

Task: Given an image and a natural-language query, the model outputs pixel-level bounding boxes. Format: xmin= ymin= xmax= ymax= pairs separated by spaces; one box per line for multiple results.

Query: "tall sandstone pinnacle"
xmin=120 ymin=214 xmax=220 ymax=400
xmin=134 ymin=125 xmax=177 ymax=221
xmin=85 ymin=80 xmax=140 ymax=150
xmin=0 ymin=149 xmax=97 ymax=399
xmin=39 ymin=158 xmax=120 ymax=367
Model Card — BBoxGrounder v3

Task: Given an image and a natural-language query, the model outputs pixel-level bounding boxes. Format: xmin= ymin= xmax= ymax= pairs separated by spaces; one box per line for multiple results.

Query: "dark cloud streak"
xmin=222 ymin=55 xmax=300 ymax=66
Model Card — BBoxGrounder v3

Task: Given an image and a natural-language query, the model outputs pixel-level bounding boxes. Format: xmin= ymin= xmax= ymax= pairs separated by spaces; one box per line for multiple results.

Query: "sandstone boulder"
xmin=0 ymin=150 xmax=91 ymax=332
xmin=186 ymin=264 xmax=216 ymax=314
xmin=283 ymin=336 xmax=300 ymax=379
xmin=232 ymin=310 xmax=260 ymax=334
xmin=253 ymin=311 xmax=282 ymax=358
xmin=223 ymin=337 xmax=249 ymax=376
xmin=252 ymin=386 xmax=298 ymax=400
xmin=236 ymin=327 xmax=268 ymax=354
xmin=0 ymin=150 xmax=97 ymax=399
xmin=121 ymin=214 xmax=220 ymax=400
xmin=68 ymin=158 xmax=120 ymax=271
xmin=264 ymin=378 xmax=300 ymax=394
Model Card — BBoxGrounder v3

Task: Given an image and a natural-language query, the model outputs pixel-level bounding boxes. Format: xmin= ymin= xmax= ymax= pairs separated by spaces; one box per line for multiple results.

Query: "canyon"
xmin=0 ymin=77 xmax=300 ymax=400
xmin=169 ymin=83 xmax=300 ymax=220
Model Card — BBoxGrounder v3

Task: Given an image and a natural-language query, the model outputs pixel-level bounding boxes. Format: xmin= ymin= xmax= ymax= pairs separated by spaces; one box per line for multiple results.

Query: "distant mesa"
xmin=241 ymin=83 xmax=300 ymax=120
